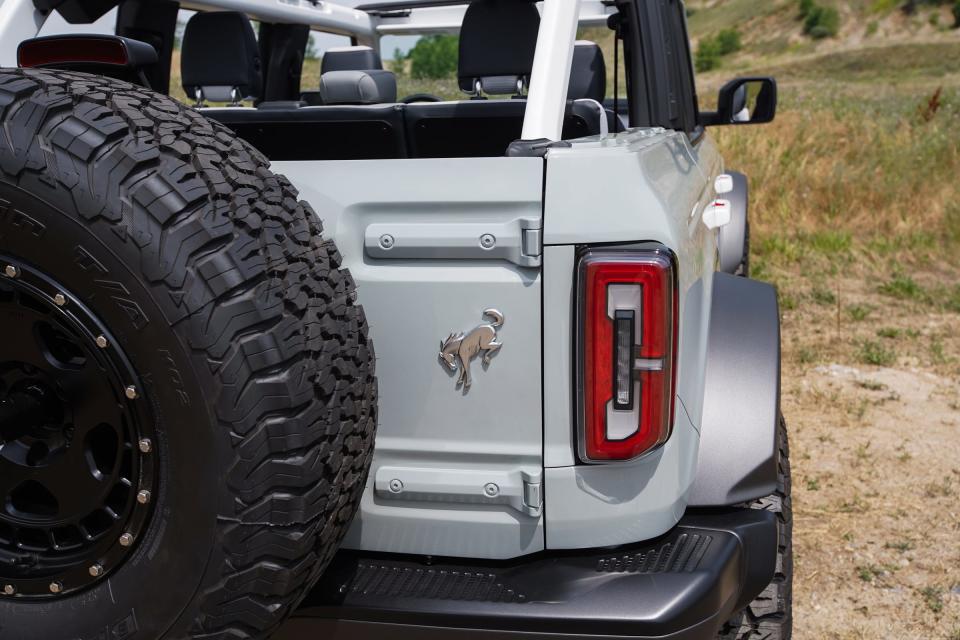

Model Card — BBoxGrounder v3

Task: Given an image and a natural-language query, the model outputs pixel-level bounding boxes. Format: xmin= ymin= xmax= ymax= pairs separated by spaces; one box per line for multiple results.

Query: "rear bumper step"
xmin=275 ymin=509 xmax=777 ymax=640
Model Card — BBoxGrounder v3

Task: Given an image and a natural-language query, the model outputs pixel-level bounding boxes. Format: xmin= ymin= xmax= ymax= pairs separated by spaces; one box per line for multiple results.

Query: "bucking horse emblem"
xmin=438 ymin=309 xmax=504 ymax=390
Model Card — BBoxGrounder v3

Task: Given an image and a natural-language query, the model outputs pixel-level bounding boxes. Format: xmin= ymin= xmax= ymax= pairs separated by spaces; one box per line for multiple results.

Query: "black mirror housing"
xmin=701 ymin=77 xmax=778 ymax=127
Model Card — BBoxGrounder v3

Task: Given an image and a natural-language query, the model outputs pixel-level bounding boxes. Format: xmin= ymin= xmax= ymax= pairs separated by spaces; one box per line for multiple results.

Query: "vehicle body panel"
xmin=275 ymin=157 xmax=546 ymax=559
xmin=538 ymin=128 xmax=723 ymax=548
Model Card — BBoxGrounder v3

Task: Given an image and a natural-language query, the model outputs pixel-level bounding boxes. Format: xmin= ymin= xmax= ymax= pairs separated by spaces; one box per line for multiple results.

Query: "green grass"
xmin=879 ymin=274 xmax=928 ymax=301
xmin=858 ymin=340 xmax=897 ymax=366
xmin=848 ymin=304 xmax=872 ymax=321
xmin=811 ymin=286 xmax=837 ymax=306
xmin=919 ymin=586 xmax=945 ymax=613
xmin=885 ymin=539 xmax=916 ymax=552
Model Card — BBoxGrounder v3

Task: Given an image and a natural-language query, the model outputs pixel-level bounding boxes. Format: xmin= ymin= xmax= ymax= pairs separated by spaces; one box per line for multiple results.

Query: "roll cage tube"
xmin=521 ymin=0 xmax=581 ymax=142
xmin=0 ymin=0 xmax=45 ymax=67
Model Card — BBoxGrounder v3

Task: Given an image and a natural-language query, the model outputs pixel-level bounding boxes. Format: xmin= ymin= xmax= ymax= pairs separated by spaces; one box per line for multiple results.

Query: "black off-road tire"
xmin=0 ymin=68 xmax=376 ymax=639
xmin=718 ymin=415 xmax=792 ymax=640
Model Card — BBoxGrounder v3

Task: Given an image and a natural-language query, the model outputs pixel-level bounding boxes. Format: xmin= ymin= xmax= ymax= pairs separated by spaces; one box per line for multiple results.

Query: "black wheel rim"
xmin=0 ymin=256 xmax=157 ymax=599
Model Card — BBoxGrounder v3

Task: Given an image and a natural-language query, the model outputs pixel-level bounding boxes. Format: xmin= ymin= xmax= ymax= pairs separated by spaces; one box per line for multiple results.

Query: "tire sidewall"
xmin=0 ymin=180 xmax=226 ymax=639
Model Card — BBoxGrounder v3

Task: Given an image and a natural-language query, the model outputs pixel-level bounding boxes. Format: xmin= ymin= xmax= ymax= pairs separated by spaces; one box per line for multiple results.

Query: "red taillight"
xmin=577 ymin=251 xmax=677 ymax=463
xmin=18 ymin=36 xmax=129 ymax=69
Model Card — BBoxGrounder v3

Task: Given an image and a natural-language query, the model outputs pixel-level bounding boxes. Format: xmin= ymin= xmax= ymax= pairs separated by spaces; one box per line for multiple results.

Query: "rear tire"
xmin=0 ymin=68 xmax=376 ymax=639
xmin=718 ymin=415 xmax=793 ymax=639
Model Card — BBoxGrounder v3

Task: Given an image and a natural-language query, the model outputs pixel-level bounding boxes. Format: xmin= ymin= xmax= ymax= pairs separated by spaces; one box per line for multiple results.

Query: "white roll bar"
xmin=0 ymin=0 xmax=45 ymax=67
xmin=521 ymin=0 xmax=581 ymax=142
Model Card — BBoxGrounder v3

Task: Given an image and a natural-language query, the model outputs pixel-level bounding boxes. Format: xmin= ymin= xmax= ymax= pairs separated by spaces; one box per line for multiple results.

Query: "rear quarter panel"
xmin=541 ymin=128 xmax=723 ymax=548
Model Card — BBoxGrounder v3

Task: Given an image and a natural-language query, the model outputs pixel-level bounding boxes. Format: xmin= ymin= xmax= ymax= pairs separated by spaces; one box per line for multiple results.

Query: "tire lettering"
xmin=0 ymin=197 xmax=46 ymax=238
xmin=74 ymin=609 xmax=138 ymax=640
xmin=159 ymin=349 xmax=191 ymax=406
xmin=71 ymin=247 xmax=149 ymax=331
xmin=73 ymin=245 xmax=108 ymax=275
xmin=94 ymin=280 xmax=149 ymax=331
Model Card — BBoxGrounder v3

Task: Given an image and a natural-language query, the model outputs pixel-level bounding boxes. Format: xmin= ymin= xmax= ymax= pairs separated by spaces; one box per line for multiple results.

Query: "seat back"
xmin=181 ymin=12 xmax=261 ymax=104
xmin=321 ymin=46 xmax=383 ymax=74
xmin=405 ymin=100 xmax=604 ymax=159
xmin=457 ymin=0 xmax=540 ymax=97
xmin=204 ymin=105 xmax=407 ymax=161
xmin=319 ymin=70 xmax=398 ymax=105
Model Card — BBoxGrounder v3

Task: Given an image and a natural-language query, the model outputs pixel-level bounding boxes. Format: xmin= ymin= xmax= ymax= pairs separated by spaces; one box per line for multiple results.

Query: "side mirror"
xmin=701 ymin=77 xmax=777 ymax=127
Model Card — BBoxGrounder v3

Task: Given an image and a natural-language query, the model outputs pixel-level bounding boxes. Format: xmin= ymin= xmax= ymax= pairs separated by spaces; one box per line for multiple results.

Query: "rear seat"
xmin=179 ymin=8 xmax=611 ymax=161
xmin=302 ymin=46 xmax=385 ymax=106
xmin=181 ymin=12 xmax=405 ymax=161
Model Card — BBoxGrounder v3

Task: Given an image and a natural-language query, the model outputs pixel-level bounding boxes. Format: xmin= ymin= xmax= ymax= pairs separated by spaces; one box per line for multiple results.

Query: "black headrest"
xmin=321 ymin=46 xmax=383 ymax=74
xmin=458 ymin=0 xmax=540 ymax=94
xmin=568 ymin=41 xmax=606 ymax=103
xmin=319 ymin=70 xmax=398 ymax=105
xmin=181 ymin=12 xmax=262 ymax=102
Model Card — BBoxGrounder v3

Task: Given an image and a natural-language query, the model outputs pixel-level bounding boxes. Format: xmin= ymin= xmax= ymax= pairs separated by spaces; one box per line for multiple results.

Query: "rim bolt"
xmin=49 ymin=582 xmax=63 ymax=594
xmin=53 ymin=293 xmax=67 ymax=307
xmin=95 ymin=335 xmax=109 ymax=349
xmin=137 ymin=490 xmax=152 ymax=504
xmin=3 ymin=265 xmax=19 ymax=278
xmin=126 ymin=386 xmax=139 ymax=401
xmin=119 ymin=533 xmax=134 ymax=547
xmin=2 ymin=584 xmax=14 ymax=596
xmin=89 ymin=564 xmax=104 ymax=578
xmin=138 ymin=438 xmax=152 ymax=453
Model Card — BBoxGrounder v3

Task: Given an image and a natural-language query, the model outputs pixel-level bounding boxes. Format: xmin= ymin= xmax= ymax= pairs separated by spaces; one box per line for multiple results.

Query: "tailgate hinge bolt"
xmin=3 ymin=265 xmax=19 ymax=278
xmin=483 ymin=483 xmax=500 ymax=498
xmin=388 ymin=479 xmax=403 ymax=493
xmin=379 ymin=234 xmax=395 ymax=250
xmin=480 ymin=234 xmax=496 ymax=250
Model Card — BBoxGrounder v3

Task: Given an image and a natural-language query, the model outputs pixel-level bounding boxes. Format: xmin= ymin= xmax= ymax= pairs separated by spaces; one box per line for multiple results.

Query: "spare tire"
xmin=0 ymin=68 xmax=376 ymax=639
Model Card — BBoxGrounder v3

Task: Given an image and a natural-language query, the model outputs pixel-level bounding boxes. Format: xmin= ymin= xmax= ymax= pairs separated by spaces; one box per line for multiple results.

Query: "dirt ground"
xmin=780 ymin=267 xmax=960 ymax=639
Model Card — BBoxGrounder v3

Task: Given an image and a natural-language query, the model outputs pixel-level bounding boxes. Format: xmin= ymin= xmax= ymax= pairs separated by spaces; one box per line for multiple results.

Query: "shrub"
xmin=804 ymin=5 xmax=841 ymax=39
xmin=695 ymin=29 xmax=741 ymax=72
xmin=953 ymin=0 xmax=960 ymax=28
xmin=408 ymin=35 xmax=459 ymax=79
xmin=799 ymin=0 xmax=816 ymax=18
xmin=716 ymin=28 xmax=743 ymax=55
xmin=695 ymin=37 xmax=723 ymax=72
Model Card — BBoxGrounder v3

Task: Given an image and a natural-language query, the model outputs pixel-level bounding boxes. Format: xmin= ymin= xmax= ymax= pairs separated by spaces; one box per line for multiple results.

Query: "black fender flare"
xmin=688 ymin=273 xmax=780 ymax=507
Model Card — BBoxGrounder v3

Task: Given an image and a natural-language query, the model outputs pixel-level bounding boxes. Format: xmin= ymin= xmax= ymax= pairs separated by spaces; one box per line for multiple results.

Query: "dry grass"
xmin=710 ymin=84 xmax=960 ymax=268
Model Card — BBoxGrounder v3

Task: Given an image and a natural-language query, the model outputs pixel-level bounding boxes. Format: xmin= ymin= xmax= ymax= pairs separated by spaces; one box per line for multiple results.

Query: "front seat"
xmin=181 ymin=11 xmax=261 ymax=106
xmin=567 ymin=41 xmax=618 ymax=134
xmin=457 ymin=0 xmax=541 ymax=97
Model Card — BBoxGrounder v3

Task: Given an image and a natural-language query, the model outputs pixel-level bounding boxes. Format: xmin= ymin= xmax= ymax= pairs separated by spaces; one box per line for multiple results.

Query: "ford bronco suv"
xmin=0 ymin=0 xmax=789 ymax=638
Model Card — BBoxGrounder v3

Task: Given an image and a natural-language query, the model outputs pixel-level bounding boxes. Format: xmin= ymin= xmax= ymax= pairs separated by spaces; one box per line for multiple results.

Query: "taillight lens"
xmin=577 ymin=251 xmax=677 ymax=463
